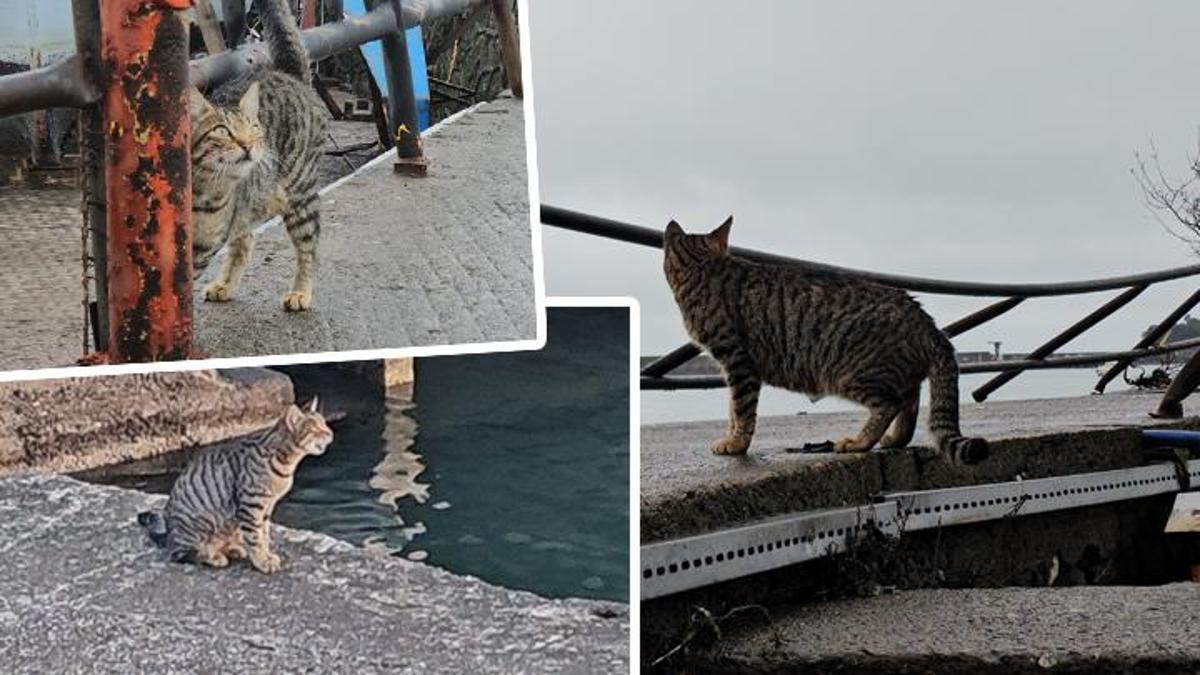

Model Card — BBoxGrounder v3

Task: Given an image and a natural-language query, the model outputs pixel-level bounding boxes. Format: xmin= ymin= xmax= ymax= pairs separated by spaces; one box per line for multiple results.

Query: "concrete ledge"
xmin=690 ymin=584 xmax=1200 ymax=674
xmin=0 ymin=475 xmax=629 ymax=673
xmin=642 ymin=392 xmax=1196 ymax=542
xmin=0 ymin=369 xmax=292 ymax=477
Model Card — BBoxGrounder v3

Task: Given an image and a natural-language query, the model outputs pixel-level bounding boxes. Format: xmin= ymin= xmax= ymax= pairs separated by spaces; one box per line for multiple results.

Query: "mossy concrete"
xmin=0 ymin=474 xmax=628 ymax=674
xmin=0 ymin=368 xmax=292 ymax=478
xmin=642 ymin=391 xmax=1196 ymax=542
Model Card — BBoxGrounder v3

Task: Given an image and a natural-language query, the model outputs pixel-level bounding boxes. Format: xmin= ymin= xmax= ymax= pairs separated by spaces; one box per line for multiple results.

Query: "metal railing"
xmin=0 ymin=0 xmax=522 ymax=363
xmin=541 ymin=205 xmax=1200 ymax=400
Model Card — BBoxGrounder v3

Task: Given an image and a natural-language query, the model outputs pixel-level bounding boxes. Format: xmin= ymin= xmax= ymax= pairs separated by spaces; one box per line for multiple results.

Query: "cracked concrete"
xmin=0 ymin=474 xmax=628 ymax=674
xmin=691 ymin=584 xmax=1200 ymax=674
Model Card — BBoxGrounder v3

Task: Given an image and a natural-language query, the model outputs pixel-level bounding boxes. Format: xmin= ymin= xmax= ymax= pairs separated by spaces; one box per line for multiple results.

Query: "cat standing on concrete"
xmin=189 ymin=0 xmax=329 ymax=311
xmin=663 ymin=217 xmax=988 ymax=465
xmin=138 ymin=398 xmax=333 ymax=573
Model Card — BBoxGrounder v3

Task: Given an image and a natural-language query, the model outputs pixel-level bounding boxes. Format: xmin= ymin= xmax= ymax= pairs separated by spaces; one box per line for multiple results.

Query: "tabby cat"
xmin=189 ymin=0 xmax=329 ymax=311
xmin=137 ymin=398 xmax=333 ymax=573
xmin=663 ymin=217 xmax=988 ymax=465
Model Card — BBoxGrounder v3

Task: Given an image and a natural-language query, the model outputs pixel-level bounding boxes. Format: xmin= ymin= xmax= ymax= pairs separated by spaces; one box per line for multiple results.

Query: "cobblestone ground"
xmin=0 ymin=187 xmax=86 ymax=370
xmin=0 ymin=121 xmax=383 ymax=372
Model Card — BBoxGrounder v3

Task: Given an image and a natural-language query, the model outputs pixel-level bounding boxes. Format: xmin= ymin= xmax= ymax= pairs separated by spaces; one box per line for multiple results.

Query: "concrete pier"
xmin=642 ymin=391 xmax=1193 ymax=542
xmin=642 ymin=391 xmax=1200 ymax=671
xmin=0 ymin=474 xmax=629 ymax=673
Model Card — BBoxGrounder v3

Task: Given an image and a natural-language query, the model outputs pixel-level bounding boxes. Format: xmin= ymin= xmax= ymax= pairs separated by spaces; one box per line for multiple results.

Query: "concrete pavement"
xmin=0 ymin=474 xmax=628 ymax=674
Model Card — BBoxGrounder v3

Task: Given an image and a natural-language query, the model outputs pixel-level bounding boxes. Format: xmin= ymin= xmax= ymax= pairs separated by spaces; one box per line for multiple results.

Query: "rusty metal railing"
xmin=541 ymin=205 xmax=1200 ymax=400
xmin=0 ymin=0 xmax=522 ymax=363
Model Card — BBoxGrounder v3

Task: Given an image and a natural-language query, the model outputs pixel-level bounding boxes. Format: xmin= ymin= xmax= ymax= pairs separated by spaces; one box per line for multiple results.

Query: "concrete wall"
xmin=0 ymin=369 xmax=293 ymax=477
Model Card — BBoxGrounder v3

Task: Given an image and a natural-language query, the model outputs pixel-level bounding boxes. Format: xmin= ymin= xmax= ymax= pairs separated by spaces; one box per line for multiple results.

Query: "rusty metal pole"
xmin=487 ymin=0 xmax=522 ymax=98
xmin=101 ymin=0 xmax=195 ymax=363
xmin=378 ymin=0 xmax=427 ymax=176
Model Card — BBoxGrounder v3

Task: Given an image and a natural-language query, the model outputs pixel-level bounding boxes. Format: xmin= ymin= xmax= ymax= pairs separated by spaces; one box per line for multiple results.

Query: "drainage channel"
xmin=642 ymin=441 xmax=1200 ymax=600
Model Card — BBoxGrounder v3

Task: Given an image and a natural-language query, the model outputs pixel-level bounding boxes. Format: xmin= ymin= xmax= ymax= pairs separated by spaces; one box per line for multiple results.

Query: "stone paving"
xmin=0 ymin=98 xmax=536 ymax=370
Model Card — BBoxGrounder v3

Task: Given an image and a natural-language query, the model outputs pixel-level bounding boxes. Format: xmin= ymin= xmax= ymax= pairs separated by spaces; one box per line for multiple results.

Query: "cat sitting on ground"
xmin=663 ymin=217 xmax=988 ymax=465
xmin=138 ymin=398 xmax=333 ymax=573
xmin=189 ymin=0 xmax=329 ymax=311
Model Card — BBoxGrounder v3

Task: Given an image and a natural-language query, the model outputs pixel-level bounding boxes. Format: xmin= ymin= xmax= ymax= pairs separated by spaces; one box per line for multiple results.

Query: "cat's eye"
xmin=211 ymin=125 xmax=231 ymax=137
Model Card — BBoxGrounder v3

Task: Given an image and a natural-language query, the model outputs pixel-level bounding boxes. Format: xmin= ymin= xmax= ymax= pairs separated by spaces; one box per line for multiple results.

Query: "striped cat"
xmin=189 ymin=0 xmax=329 ymax=311
xmin=663 ymin=217 xmax=988 ymax=465
xmin=137 ymin=398 xmax=333 ymax=573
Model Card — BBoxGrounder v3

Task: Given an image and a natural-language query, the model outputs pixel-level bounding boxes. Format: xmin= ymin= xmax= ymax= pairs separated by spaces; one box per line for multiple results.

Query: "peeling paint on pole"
xmin=101 ymin=0 xmax=194 ymax=363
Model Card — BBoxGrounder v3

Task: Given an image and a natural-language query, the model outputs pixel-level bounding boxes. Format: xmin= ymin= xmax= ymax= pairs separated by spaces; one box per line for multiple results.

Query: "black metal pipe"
xmin=0 ymin=56 xmax=96 ymax=119
xmin=640 ymin=335 xmax=1200 ymax=391
xmin=377 ymin=0 xmax=427 ymax=174
xmin=72 ymin=0 xmax=108 ymax=352
xmin=541 ymin=205 xmax=1200 ymax=298
xmin=2 ymin=0 xmax=479 ymax=117
xmin=1093 ymin=287 xmax=1200 ymax=394
xmin=193 ymin=0 xmax=479 ymax=89
xmin=942 ymin=297 xmax=1025 ymax=338
xmin=221 ymin=0 xmax=247 ymax=46
xmin=972 ymin=285 xmax=1149 ymax=401
xmin=641 ymin=343 xmax=702 ymax=377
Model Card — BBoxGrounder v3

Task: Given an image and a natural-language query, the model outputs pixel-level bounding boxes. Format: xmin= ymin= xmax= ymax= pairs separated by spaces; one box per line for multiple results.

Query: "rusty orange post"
xmin=100 ymin=0 xmax=195 ymax=363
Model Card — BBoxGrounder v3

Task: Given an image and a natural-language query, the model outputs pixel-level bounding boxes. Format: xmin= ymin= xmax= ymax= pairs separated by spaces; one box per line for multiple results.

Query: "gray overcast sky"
xmin=528 ymin=0 xmax=1200 ymax=358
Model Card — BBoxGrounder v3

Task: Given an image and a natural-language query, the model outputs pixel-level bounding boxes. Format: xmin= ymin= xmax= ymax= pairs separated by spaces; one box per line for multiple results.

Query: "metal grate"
xmin=640 ymin=460 xmax=1200 ymax=600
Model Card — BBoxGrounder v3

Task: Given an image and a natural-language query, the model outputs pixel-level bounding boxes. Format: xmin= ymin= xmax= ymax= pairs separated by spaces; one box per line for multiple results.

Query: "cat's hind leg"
xmin=282 ymin=193 xmax=320 ymax=312
xmin=712 ymin=352 xmax=761 ymax=456
xmin=835 ymin=402 xmax=900 ymax=453
xmin=203 ymin=233 xmax=256 ymax=302
xmin=193 ymin=537 xmax=230 ymax=568
xmin=879 ymin=394 xmax=920 ymax=449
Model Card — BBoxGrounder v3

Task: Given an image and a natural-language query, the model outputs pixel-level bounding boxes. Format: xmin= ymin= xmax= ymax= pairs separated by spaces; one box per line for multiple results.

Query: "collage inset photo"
xmin=0 ymin=0 xmax=540 ymax=375
xmin=0 ymin=304 xmax=631 ymax=671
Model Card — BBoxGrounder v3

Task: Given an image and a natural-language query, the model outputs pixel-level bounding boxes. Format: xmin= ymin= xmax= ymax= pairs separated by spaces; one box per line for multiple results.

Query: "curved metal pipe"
xmin=542 ymin=205 xmax=1200 ymax=298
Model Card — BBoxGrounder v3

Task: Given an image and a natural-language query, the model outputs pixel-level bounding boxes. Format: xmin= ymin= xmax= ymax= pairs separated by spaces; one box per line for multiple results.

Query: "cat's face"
xmin=189 ymin=84 xmax=266 ymax=187
xmin=663 ymin=217 xmax=733 ymax=272
xmin=283 ymin=397 xmax=334 ymax=456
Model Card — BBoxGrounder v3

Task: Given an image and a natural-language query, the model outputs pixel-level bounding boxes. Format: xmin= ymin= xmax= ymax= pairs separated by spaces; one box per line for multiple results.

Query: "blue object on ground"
xmin=1142 ymin=429 xmax=1200 ymax=450
xmin=344 ymin=0 xmax=430 ymax=130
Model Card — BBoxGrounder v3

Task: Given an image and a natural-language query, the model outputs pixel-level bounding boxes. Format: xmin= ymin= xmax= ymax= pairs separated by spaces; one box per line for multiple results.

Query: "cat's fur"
xmin=663 ymin=217 xmax=988 ymax=465
xmin=137 ymin=398 xmax=333 ymax=573
xmin=189 ymin=0 xmax=328 ymax=311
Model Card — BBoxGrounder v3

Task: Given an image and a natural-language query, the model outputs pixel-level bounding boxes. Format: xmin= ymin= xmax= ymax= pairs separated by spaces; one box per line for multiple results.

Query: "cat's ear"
xmin=306 ymin=396 xmax=319 ymax=413
xmin=284 ymin=404 xmax=304 ymax=430
xmin=187 ymin=87 xmax=212 ymax=119
xmin=710 ymin=216 xmax=733 ymax=251
xmin=239 ymin=82 xmax=262 ymax=120
xmin=665 ymin=220 xmax=684 ymax=246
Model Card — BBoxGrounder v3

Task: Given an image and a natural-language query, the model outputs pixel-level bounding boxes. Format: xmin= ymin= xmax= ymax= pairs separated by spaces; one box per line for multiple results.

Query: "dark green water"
xmin=274 ymin=307 xmax=630 ymax=602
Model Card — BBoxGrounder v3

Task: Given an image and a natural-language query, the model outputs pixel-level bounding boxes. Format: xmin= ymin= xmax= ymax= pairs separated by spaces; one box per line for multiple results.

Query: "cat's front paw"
xmin=204 ymin=281 xmax=235 ymax=302
xmin=250 ymin=551 xmax=282 ymax=574
xmin=711 ymin=436 xmax=750 ymax=456
xmin=282 ymin=291 xmax=312 ymax=312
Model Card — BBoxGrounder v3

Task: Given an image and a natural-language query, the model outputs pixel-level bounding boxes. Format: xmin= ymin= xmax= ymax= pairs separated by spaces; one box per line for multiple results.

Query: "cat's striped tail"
xmin=260 ymin=0 xmax=311 ymax=83
xmin=927 ymin=344 xmax=989 ymax=465
xmin=137 ymin=510 xmax=169 ymax=548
